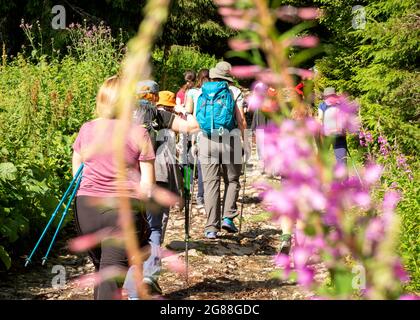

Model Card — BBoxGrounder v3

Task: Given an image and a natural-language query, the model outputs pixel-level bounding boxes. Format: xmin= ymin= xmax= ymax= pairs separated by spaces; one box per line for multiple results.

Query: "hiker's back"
xmin=320 ymin=102 xmax=345 ymax=136
xmin=133 ymin=103 xmax=160 ymax=149
xmin=196 ymin=81 xmax=236 ymax=136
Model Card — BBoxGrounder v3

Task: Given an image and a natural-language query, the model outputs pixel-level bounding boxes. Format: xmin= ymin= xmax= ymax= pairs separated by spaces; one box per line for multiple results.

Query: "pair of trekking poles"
xmin=25 ymin=164 xmax=84 ymax=267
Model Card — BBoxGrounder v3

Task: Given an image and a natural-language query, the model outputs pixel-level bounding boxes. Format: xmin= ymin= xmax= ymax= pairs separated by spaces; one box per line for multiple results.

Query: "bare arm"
xmin=235 ymin=105 xmax=246 ymax=138
xmin=171 ymin=114 xmax=199 ymax=134
xmin=72 ymin=152 xmax=82 ymax=177
xmin=235 ymin=91 xmax=247 ymax=131
xmin=139 ymin=159 xmax=155 ymax=192
xmin=185 ymin=95 xmax=194 ymax=114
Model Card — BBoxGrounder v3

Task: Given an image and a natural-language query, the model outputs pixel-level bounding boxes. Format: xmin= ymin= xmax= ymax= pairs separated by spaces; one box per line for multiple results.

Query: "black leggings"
xmin=74 ymin=196 xmax=150 ymax=300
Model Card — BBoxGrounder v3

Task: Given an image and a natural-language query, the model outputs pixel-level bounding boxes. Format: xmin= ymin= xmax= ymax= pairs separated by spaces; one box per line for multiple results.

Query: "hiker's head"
xmin=157 ymin=91 xmax=176 ymax=111
xmin=136 ymin=80 xmax=159 ymax=106
xmin=323 ymin=87 xmax=338 ymax=105
xmin=196 ymin=69 xmax=210 ymax=88
xmin=209 ymin=61 xmax=234 ymax=83
xmin=96 ymin=75 xmax=120 ymax=119
xmin=183 ymin=70 xmax=196 ymax=91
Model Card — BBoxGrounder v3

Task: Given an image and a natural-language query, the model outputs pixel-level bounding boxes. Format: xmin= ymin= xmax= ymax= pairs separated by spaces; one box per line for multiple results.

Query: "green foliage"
xmin=152 ymin=45 xmax=218 ymax=92
xmin=0 ymin=25 xmax=123 ymax=269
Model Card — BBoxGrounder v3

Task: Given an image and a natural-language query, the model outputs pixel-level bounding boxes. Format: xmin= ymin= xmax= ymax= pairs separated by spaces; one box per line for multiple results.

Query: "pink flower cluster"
xmin=378 ymin=135 xmax=390 ymax=157
xmin=396 ymin=154 xmax=413 ymax=180
xmin=254 ymin=117 xmax=409 ymax=296
xmin=359 ymin=130 xmax=373 ymax=147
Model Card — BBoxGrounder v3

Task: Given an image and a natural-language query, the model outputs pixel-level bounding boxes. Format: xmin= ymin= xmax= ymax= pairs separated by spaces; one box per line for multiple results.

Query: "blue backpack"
xmin=196 ymin=81 xmax=236 ymax=135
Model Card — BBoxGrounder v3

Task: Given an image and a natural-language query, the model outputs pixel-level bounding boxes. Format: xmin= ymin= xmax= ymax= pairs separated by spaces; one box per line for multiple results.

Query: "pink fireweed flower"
xmin=334 ymin=162 xmax=348 ymax=180
xmin=274 ymin=253 xmax=291 ymax=268
xmin=73 ymin=266 xmax=126 ymax=288
xmin=396 ymin=154 xmax=409 ymax=171
xmin=363 ymin=163 xmax=383 ymax=185
xmin=359 ymin=130 xmax=367 ymax=146
xmin=378 ymin=135 xmax=390 ymax=157
xmin=293 ymin=246 xmax=311 ymax=268
xmin=228 ymin=39 xmax=256 ymax=51
xmin=297 ymin=266 xmax=315 ymax=288
xmin=297 ymin=7 xmax=320 ymax=20
xmin=256 ymin=70 xmax=282 ymax=85
xmin=161 ymin=249 xmax=187 ymax=275
xmin=399 ymin=294 xmax=420 ymax=300
xmin=247 ymin=93 xmax=265 ymax=111
xmin=382 ymin=190 xmax=401 ymax=226
xmin=274 ymin=253 xmax=291 ymax=278
xmin=218 ymin=7 xmax=245 ymax=17
xmin=230 ymin=65 xmax=262 ymax=78
xmin=252 ymin=81 xmax=269 ymax=94
xmin=393 ymin=259 xmax=410 ymax=282
xmin=68 ymin=227 xmax=120 ymax=252
xmin=290 ymin=36 xmax=319 ymax=48
xmin=365 ymin=131 xmax=373 ymax=144
xmin=365 ymin=217 xmax=384 ymax=242
xmin=305 ymin=117 xmax=322 ymax=135
xmin=213 ymin=0 xmax=235 ymax=6
xmin=334 ymin=96 xmax=361 ymax=134
xmin=223 ymin=16 xmax=251 ymax=30
xmin=353 ymin=191 xmax=371 ymax=208
xmin=263 ymin=188 xmax=299 ymax=220
xmin=287 ymin=67 xmax=314 ymax=80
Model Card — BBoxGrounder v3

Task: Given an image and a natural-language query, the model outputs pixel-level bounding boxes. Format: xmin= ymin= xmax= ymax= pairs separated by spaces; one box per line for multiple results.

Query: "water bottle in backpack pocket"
xmin=196 ymin=81 xmax=236 ymax=136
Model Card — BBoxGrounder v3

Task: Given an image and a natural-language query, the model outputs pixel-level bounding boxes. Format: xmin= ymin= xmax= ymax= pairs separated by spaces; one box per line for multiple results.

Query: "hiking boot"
xmin=279 ymin=234 xmax=292 ymax=255
xmin=143 ymin=277 xmax=162 ymax=295
xmin=196 ymin=197 xmax=204 ymax=209
xmin=205 ymin=231 xmax=218 ymax=239
xmin=222 ymin=218 xmax=238 ymax=233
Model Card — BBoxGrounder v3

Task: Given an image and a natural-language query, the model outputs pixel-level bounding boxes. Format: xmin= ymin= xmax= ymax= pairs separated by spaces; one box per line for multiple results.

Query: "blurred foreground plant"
xmin=218 ymin=0 xmax=418 ymax=299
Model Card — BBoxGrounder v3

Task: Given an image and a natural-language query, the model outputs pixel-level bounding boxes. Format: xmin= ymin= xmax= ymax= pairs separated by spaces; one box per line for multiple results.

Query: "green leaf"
xmin=0 ymin=245 xmax=11 ymax=270
xmin=0 ymin=162 xmax=17 ymax=181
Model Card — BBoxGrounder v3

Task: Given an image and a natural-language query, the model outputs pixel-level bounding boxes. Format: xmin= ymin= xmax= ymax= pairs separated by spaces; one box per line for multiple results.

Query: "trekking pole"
xmin=25 ymin=163 xmax=84 ymax=267
xmin=189 ymin=151 xmax=197 ymax=216
xmin=347 ymin=149 xmax=363 ymax=184
xmin=238 ymin=157 xmax=247 ymax=235
xmin=41 ymin=172 xmax=83 ymax=265
xmin=183 ymin=164 xmax=191 ymax=285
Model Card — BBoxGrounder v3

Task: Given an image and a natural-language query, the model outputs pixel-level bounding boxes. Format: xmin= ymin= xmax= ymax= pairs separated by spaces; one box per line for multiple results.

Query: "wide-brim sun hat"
xmin=157 ymin=91 xmax=176 ymax=107
xmin=323 ymin=87 xmax=337 ymax=97
xmin=209 ymin=61 xmax=234 ymax=82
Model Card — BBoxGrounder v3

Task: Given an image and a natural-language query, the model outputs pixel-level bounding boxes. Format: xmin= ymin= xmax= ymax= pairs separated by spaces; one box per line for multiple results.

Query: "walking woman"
xmin=176 ymin=70 xmax=196 ymax=107
xmin=124 ymin=81 xmax=199 ymax=298
xmin=72 ymin=76 xmax=156 ymax=300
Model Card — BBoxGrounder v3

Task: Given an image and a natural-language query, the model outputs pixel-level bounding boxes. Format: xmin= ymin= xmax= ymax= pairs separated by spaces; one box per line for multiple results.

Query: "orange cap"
xmin=157 ymin=91 xmax=176 ymax=108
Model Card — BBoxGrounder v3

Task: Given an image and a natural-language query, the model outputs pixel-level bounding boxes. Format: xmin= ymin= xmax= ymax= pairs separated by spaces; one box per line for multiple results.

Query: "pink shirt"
xmin=73 ymin=119 xmax=155 ymax=199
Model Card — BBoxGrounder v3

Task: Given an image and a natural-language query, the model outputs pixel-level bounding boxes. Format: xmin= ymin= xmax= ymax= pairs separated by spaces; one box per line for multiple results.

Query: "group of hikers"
xmin=71 ymin=61 xmax=348 ymax=299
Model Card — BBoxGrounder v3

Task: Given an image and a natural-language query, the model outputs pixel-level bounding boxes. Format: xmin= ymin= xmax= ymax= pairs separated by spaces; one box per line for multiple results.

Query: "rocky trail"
xmin=0 ymin=155 xmax=327 ymax=300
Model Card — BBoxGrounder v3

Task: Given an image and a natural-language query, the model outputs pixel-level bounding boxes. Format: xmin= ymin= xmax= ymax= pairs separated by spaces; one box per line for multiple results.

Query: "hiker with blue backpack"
xmin=124 ymin=81 xmax=199 ymax=298
xmin=317 ymin=87 xmax=348 ymax=165
xmin=195 ymin=61 xmax=248 ymax=239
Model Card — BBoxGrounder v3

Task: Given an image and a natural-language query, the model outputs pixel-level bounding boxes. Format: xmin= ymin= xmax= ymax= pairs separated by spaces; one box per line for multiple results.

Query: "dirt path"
xmin=0 ymin=155 xmax=327 ymax=300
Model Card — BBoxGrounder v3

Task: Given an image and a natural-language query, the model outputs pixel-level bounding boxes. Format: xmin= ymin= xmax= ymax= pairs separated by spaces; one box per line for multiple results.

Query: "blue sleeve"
xmin=318 ymin=102 xmax=327 ymax=112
